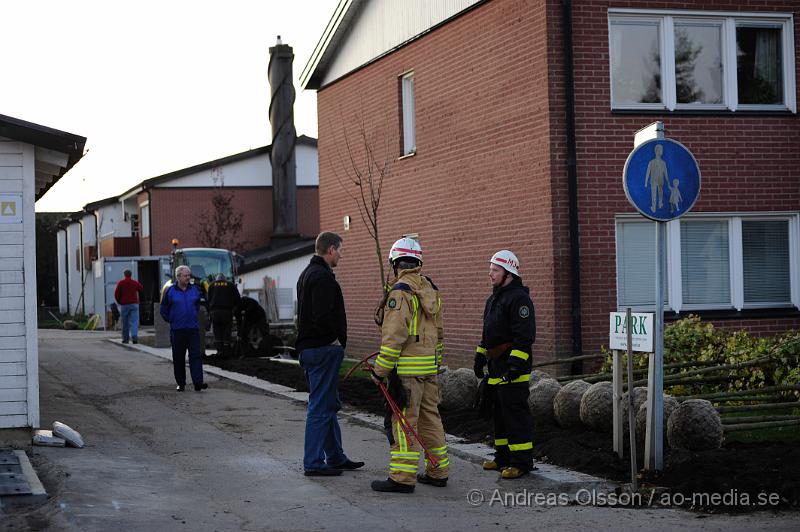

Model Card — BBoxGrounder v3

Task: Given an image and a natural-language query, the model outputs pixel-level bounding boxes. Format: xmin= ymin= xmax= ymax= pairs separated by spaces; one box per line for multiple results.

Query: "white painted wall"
xmin=57 ymin=228 xmax=67 ymax=313
xmin=65 ymin=221 xmax=83 ymax=315
xmin=96 ymin=202 xmax=131 ymax=240
xmin=164 ymin=154 xmax=272 ymax=187
xmin=239 ymin=253 xmax=312 ymax=321
xmin=320 ymin=0 xmax=482 ymax=87
xmin=80 ymin=213 xmax=96 ymax=315
xmin=155 ymin=145 xmax=319 ymax=188
xmin=296 ymin=143 xmax=319 ymax=186
xmin=0 ymin=138 xmax=38 ymax=428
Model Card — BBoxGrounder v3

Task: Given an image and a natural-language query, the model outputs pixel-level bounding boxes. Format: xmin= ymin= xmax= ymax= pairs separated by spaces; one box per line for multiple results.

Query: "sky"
xmin=0 ymin=0 xmax=336 ymax=212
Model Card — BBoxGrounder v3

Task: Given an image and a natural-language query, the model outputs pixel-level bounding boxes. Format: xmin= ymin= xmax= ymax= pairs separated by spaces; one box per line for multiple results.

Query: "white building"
xmin=1 ymin=113 xmax=85 ymax=429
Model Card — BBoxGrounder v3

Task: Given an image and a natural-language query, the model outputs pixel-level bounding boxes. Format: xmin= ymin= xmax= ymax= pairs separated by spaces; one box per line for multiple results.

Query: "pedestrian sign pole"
xmin=622 ymin=122 xmax=701 ymax=471
xmin=609 ymin=310 xmax=653 ymax=490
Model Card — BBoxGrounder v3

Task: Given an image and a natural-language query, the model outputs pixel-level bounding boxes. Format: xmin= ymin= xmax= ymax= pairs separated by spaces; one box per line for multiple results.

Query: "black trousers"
xmin=491 ymin=382 xmax=533 ymax=471
xmin=210 ymin=309 xmax=233 ymax=354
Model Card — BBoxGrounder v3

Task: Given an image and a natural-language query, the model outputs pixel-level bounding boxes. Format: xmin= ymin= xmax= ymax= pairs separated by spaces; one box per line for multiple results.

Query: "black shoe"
xmin=194 ymin=383 xmax=208 ymax=391
xmin=176 ymin=385 xmax=185 ymax=392
xmin=304 ymin=468 xmax=343 ymax=477
xmin=132 ymin=338 xmax=138 ymax=344
xmin=330 ymin=459 xmax=365 ymax=470
xmin=122 ymin=340 xmax=129 ymax=344
xmin=371 ymin=478 xmax=414 ymax=493
xmin=416 ymin=474 xmax=447 ymax=487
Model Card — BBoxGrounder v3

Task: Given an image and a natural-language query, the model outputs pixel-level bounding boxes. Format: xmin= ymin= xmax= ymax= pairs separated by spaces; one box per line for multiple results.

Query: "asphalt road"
xmin=1 ymin=330 xmax=797 ymax=531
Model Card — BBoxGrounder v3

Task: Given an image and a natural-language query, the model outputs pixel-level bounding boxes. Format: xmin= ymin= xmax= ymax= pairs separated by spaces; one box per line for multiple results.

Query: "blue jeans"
xmin=170 ymin=329 xmax=203 ymax=386
xmin=121 ymin=303 xmax=139 ymax=342
xmin=299 ymin=345 xmax=348 ymax=471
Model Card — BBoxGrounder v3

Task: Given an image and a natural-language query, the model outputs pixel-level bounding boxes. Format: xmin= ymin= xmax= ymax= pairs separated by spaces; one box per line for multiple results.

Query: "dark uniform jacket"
xmin=479 ymin=277 xmax=536 ymax=383
xmin=208 ymin=279 xmax=241 ymax=312
xmin=295 ymin=255 xmax=347 ymax=352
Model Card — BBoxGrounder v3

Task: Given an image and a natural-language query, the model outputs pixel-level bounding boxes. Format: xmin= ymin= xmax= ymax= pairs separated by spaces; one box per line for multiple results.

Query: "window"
xmin=140 ymin=204 xmax=150 ymax=238
xmin=609 ymin=10 xmax=796 ymax=112
xmin=616 ymin=214 xmax=800 ymax=311
xmin=130 ymin=213 xmax=140 ymax=237
xmin=400 ymin=72 xmax=416 ymax=155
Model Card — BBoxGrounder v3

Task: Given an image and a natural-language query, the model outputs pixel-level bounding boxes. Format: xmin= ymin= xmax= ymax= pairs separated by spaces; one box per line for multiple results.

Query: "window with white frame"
xmin=608 ymin=10 xmax=797 ymax=112
xmin=140 ymin=203 xmax=150 ymax=238
xmin=400 ymin=72 xmax=416 ymax=155
xmin=616 ymin=214 xmax=800 ymax=311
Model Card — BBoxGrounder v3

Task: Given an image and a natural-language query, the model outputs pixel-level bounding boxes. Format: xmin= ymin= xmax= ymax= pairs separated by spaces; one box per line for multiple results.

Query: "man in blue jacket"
xmin=160 ymin=265 xmax=207 ymax=392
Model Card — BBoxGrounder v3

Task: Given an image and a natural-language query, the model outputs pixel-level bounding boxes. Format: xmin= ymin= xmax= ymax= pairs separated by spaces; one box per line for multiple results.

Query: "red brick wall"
xmin=146 ymin=186 xmax=319 ymax=256
xmin=570 ymin=0 xmax=800 ymax=356
xmin=316 ymin=0 xmax=800 ymax=370
xmin=317 ymin=0 xmax=565 ymax=367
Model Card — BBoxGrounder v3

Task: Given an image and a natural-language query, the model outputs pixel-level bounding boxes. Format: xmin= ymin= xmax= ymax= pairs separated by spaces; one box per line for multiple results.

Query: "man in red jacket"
xmin=114 ymin=269 xmax=143 ymax=344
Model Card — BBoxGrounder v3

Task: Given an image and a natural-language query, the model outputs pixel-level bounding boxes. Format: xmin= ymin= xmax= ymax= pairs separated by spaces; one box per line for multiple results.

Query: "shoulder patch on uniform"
xmin=387 ymin=298 xmax=398 ymax=309
xmin=519 ymin=305 xmax=530 ymax=318
xmin=391 ymin=283 xmax=412 ymax=292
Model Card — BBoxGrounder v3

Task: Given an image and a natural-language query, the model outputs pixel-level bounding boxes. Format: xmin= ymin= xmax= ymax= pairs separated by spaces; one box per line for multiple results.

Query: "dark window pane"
xmin=610 ymin=22 xmax=662 ymax=105
xmin=680 ymin=221 xmax=730 ymax=305
xmin=675 ymin=24 xmax=723 ymax=104
xmin=742 ymin=220 xmax=790 ymax=304
xmin=736 ymin=26 xmax=783 ymax=104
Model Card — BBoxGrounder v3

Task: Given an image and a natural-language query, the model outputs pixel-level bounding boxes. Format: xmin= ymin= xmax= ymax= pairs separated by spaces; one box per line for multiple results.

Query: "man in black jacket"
xmin=473 ymin=250 xmax=535 ymax=479
xmin=296 ymin=232 xmax=363 ymax=476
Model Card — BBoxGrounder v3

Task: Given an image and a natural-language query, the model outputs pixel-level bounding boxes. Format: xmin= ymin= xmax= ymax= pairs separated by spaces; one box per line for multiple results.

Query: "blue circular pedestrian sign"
xmin=623 ymin=138 xmax=700 ymax=221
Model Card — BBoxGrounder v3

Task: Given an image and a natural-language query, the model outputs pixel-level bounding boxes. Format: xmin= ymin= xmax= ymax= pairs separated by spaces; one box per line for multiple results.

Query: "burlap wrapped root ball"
xmin=439 ymin=367 xmax=478 ymax=410
xmin=634 ymin=395 xmax=679 ymax=445
xmin=554 ymin=379 xmax=591 ymax=428
xmin=528 ymin=369 xmax=551 ymax=390
xmin=528 ymin=378 xmax=561 ymax=423
xmin=667 ymin=399 xmax=723 ymax=451
xmin=621 ymin=386 xmax=649 ymax=429
xmin=579 ymin=381 xmax=614 ymax=432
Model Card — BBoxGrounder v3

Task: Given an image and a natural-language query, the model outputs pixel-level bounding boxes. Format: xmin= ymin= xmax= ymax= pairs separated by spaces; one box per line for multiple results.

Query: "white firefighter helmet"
xmin=388 ymin=237 xmax=423 ymax=265
xmin=490 ymin=250 xmax=520 ymax=276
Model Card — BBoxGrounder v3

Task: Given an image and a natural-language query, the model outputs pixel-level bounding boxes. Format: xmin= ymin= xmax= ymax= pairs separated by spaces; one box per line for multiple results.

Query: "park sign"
xmin=609 ymin=312 xmax=654 ymax=352
xmin=623 ymin=138 xmax=701 ymax=222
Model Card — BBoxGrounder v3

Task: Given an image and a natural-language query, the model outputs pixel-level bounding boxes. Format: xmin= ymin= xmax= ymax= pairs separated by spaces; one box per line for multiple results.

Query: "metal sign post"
xmin=644 ymin=222 xmax=666 ymax=471
xmin=609 ymin=311 xmax=653 ymax=465
xmin=622 ymin=122 xmax=701 ymax=472
xmin=625 ymin=308 xmax=638 ymax=492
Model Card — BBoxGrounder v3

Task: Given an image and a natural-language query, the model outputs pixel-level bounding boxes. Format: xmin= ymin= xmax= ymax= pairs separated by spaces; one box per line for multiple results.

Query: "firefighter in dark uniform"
xmin=473 ymin=250 xmax=535 ymax=479
xmin=235 ymin=296 xmax=269 ymax=355
xmin=208 ymin=273 xmax=241 ymax=357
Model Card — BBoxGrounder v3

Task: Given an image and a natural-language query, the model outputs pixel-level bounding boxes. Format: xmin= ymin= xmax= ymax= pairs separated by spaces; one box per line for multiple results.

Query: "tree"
xmin=194 ymin=168 xmax=250 ymax=251
xmin=332 ymin=112 xmax=393 ymax=290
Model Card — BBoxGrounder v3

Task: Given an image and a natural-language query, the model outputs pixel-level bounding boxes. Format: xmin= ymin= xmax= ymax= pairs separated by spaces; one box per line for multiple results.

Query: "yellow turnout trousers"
xmin=388 ymin=374 xmax=449 ymax=485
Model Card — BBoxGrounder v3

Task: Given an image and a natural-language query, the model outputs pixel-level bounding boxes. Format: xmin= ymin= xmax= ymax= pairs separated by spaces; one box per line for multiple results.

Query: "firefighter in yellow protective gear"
xmin=370 ymin=237 xmax=449 ymax=494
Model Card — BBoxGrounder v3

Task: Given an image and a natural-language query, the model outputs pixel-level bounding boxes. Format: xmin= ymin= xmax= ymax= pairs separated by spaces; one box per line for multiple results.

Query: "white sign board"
xmin=609 ymin=312 xmax=654 ymax=352
xmin=0 ymin=194 xmax=22 ymax=224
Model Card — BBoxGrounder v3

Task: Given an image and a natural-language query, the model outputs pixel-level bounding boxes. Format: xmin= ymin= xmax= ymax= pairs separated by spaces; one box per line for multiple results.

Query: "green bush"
xmin=601 ymin=315 xmax=800 ymax=396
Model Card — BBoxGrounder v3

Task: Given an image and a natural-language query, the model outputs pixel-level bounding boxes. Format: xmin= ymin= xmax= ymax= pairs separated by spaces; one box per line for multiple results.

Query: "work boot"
xmin=371 ymin=478 xmax=414 ymax=493
xmin=500 ymin=467 xmax=528 ymax=480
xmin=416 ymin=474 xmax=447 ymax=487
xmin=482 ymin=460 xmax=504 ymax=471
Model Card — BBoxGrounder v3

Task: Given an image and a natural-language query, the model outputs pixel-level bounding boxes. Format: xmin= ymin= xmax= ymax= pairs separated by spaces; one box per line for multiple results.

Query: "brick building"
xmin=302 ymin=0 xmax=799 ymax=370
xmin=57 ymin=137 xmax=320 ymax=317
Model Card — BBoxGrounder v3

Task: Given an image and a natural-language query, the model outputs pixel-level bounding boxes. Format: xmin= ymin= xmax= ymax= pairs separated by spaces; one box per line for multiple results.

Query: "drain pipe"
xmin=562 ymin=0 xmax=583 ymax=374
xmin=147 ymin=188 xmax=153 ymax=256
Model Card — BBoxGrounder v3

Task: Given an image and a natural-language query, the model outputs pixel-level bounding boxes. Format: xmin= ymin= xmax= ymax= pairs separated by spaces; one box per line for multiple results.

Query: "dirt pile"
xmin=205 ymin=356 xmax=800 ymax=511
